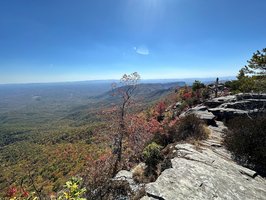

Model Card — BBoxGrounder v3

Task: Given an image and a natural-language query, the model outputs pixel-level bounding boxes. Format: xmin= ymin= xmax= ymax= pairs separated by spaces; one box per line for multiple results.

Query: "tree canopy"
xmin=243 ymin=48 xmax=266 ymax=76
xmin=192 ymin=80 xmax=205 ymax=91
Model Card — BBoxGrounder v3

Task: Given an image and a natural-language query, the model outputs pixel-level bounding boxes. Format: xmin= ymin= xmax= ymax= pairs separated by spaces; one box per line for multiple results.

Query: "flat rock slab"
xmin=180 ymin=106 xmax=216 ymax=124
xmin=205 ymin=95 xmax=237 ymax=108
xmin=196 ymin=111 xmax=216 ymax=120
xmin=142 ymin=144 xmax=266 ymax=200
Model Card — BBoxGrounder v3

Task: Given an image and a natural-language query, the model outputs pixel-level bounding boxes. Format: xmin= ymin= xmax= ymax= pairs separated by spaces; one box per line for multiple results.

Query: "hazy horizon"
xmin=0 ymin=75 xmax=236 ymax=85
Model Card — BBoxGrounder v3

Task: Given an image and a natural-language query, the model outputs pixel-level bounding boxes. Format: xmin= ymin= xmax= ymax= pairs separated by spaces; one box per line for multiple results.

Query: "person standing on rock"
xmin=215 ymin=77 xmax=219 ymax=98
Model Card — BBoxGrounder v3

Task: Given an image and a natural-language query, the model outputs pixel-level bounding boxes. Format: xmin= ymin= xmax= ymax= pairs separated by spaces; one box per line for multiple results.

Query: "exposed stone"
xmin=205 ymin=95 xmax=236 ymax=108
xmin=140 ymin=94 xmax=266 ymax=200
xmin=141 ymin=121 xmax=266 ymax=200
xmin=208 ymin=107 xmax=248 ymax=120
xmin=239 ymin=167 xmax=258 ymax=178
xmin=142 ymin=143 xmax=266 ymax=200
xmin=140 ymin=196 xmax=157 ymax=200
xmin=196 ymin=111 xmax=216 ymax=121
xmin=204 ymin=94 xmax=266 ymax=120
xmin=193 ymin=105 xmax=208 ymax=111
xmin=173 ymin=102 xmax=182 ymax=109
xmin=180 ymin=105 xmax=215 ymax=125
xmin=208 ymin=107 xmax=265 ymax=121
xmin=175 ymin=102 xmax=182 ymax=107
xmin=236 ymin=93 xmax=266 ymax=101
xmin=180 ymin=94 xmax=265 ymax=122
xmin=114 ymin=170 xmax=144 ymax=193
xmin=112 ymin=170 xmax=145 ymax=200
xmin=219 ymin=99 xmax=266 ymax=110
xmin=207 ymin=121 xmax=227 ymax=141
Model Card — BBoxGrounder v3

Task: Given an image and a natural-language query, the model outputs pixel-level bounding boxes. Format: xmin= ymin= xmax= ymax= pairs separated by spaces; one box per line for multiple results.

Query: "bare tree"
xmin=111 ymin=72 xmax=140 ymax=176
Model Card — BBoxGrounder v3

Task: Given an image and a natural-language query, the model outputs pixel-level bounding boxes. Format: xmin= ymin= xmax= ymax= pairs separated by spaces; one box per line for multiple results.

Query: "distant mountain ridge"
xmin=0 ymin=76 xmax=236 ymax=86
xmin=65 ymin=82 xmax=185 ymax=122
xmin=90 ymin=82 xmax=185 ymax=104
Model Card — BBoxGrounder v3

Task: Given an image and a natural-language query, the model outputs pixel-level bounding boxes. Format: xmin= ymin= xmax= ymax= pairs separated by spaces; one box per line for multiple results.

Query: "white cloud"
xmin=134 ymin=45 xmax=149 ymax=55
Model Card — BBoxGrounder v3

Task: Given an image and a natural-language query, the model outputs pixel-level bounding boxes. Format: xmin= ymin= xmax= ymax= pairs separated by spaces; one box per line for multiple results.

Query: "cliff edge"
xmin=141 ymin=121 xmax=266 ymax=200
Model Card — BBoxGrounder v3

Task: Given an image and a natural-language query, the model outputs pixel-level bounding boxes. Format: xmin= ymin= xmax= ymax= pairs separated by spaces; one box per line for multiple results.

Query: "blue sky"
xmin=0 ymin=0 xmax=266 ymax=83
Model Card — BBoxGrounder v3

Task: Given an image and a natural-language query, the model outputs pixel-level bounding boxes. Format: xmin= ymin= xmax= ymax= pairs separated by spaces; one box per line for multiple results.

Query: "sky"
xmin=0 ymin=0 xmax=266 ymax=84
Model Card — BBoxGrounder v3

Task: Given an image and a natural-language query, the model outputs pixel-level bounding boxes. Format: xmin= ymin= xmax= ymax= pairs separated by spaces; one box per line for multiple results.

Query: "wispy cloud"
xmin=133 ymin=45 xmax=149 ymax=55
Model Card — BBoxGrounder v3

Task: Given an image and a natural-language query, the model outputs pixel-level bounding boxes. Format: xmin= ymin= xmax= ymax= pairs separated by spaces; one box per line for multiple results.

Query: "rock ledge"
xmin=141 ymin=122 xmax=266 ymax=200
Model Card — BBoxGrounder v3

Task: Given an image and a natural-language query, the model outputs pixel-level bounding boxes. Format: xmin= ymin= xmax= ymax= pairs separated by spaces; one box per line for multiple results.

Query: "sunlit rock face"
xmin=180 ymin=105 xmax=216 ymax=125
xmin=205 ymin=93 xmax=266 ymax=120
xmin=142 ymin=143 xmax=266 ymax=200
xmin=141 ymin=121 xmax=266 ymax=200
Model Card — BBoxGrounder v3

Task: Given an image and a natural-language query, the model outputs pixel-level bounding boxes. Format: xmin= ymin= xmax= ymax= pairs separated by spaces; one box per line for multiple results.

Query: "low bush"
xmin=132 ymin=164 xmax=146 ymax=183
xmin=6 ymin=177 xmax=86 ymax=200
xmin=151 ymin=131 xmax=174 ymax=147
xmin=142 ymin=142 xmax=162 ymax=176
xmin=169 ymin=114 xmax=208 ymax=141
xmin=223 ymin=114 xmax=266 ymax=176
xmin=152 ymin=114 xmax=209 ymax=146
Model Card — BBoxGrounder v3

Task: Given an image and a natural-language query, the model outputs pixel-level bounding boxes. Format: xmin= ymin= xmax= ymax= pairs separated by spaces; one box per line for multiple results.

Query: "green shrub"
xmin=192 ymin=80 xmax=205 ymax=92
xmin=223 ymin=114 xmax=266 ymax=176
xmin=174 ymin=114 xmax=208 ymax=141
xmin=152 ymin=115 xmax=209 ymax=146
xmin=151 ymin=131 xmax=174 ymax=147
xmin=143 ymin=142 xmax=162 ymax=175
xmin=58 ymin=177 xmax=86 ymax=200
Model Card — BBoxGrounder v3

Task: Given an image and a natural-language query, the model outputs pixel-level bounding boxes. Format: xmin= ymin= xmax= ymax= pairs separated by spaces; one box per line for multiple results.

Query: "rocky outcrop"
xmin=206 ymin=93 xmax=266 ymax=120
xmin=205 ymin=95 xmax=237 ymax=108
xmin=180 ymin=105 xmax=216 ymax=125
xmin=115 ymin=93 xmax=266 ymax=200
xmin=141 ymin=121 xmax=266 ymax=200
xmin=142 ymin=145 xmax=266 ymax=200
xmin=181 ymin=93 xmax=266 ymax=123
xmin=236 ymin=93 xmax=266 ymax=101
xmin=112 ymin=168 xmax=145 ymax=200
xmin=114 ymin=170 xmax=143 ymax=194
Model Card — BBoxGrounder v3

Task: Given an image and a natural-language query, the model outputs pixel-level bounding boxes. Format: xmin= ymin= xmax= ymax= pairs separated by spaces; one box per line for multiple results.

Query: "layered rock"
xmin=181 ymin=93 xmax=266 ymax=123
xmin=117 ymin=93 xmax=266 ymax=200
xmin=236 ymin=93 xmax=266 ymax=101
xmin=180 ymin=105 xmax=216 ymax=125
xmin=206 ymin=93 xmax=266 ymax=120
xmin=142 ymin=146 xmax=266 ymax=200
xmin=141 ymin=122 xmax=266 ymax=200
xmin=205 ymin=95 xmax=237 ymax=108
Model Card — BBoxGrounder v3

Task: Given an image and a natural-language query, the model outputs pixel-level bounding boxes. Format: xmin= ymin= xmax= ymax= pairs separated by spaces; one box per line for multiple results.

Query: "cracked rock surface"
xmin=141 ymin=121 xmax=266 ymax=200
xmin=205 ymin=93 xmax=266 ymax=120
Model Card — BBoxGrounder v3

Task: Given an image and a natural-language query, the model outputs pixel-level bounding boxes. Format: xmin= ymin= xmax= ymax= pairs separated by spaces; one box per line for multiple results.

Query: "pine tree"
xmin=243 ymin=48 xmax=266 ymax=76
